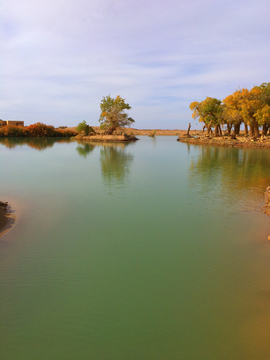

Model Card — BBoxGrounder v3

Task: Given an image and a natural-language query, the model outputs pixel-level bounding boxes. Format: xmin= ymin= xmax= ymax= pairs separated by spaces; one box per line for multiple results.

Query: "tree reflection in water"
xmin=99 ymin=143 xmax=134 ymax=188
xmin=76 ymin=141 xmax=134 ymax=190
xmin=0 ymin=137 xmax=71 ymax=151
xmin=76 ymin=143 xmax=95 ymax=157
xmin=188 ymin=144 xmax=270 ymax=210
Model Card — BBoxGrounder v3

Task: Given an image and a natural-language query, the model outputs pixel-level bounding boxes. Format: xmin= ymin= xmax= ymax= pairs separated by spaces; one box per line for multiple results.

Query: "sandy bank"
xmin=177 ymin=134 xmax=270 ymax=149
xmin=76 ymin=134 xmax=139 ymax=142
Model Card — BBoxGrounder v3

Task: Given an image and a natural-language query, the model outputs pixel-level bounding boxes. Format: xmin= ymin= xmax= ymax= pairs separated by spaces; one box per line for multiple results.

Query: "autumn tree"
xmin=190 ymin=97 xmax=223 ymax=136
xmin=191 ymin=82 xmax=270 ymax=138
xmin=239 ymin=88 xmax=262 ymax=137
xmin=252 ymin=83 xmax=270 ymax=135
xmin=223 ymin=91 xmax=245 ymax=135
xmin=99 ymin=95 xmax=135 ymax=135
xmin=222 ymin=83 xmax=270 ymax=138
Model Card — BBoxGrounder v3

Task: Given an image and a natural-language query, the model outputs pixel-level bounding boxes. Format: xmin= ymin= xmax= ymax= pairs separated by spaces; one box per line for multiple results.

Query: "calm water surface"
xmin=1 ymin=136 xmax=270 ymax=359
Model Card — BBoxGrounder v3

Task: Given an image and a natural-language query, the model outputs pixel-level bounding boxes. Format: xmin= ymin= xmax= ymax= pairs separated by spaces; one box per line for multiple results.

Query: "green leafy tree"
xmin=76 ymin=120 xmax=94 ymax=135
xmin=99 ymin=95 xmax=135 ymax=135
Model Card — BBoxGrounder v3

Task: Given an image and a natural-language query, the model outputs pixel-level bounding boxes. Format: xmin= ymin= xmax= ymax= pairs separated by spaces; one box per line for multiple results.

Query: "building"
xmin=0 ymin=120 xmax=24 ymax=127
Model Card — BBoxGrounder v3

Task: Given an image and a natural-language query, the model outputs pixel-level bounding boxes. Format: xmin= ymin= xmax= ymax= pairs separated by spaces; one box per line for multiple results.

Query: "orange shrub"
xmin=0 ymin=123 xmax=77 ymax=138
xmin=0 ymin=125 xmax=29 ymax=137
xmin=27 ymin=123 xmax=56 ymax=137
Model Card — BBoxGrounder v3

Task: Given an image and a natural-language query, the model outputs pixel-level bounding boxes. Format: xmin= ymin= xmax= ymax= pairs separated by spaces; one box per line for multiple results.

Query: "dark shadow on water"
xmin=0 ymin=137 xmax=72 ymax=151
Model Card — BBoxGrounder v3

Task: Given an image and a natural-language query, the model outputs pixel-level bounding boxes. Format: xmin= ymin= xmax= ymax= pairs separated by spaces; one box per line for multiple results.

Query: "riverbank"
xmin=0 ymin=203 xmax=8 ymax=234
xmin=0 ymin=202 xmax=16 ymax=238
xmin=177 ymin=133 xmax=270 ymax=149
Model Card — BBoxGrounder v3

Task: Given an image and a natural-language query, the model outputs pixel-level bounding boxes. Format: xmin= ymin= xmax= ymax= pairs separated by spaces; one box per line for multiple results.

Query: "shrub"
xmin=57 ymin=129 xmax=77 ymax=137
xmin=0 ymin=122 xmax=77 ymax=138
xmin=0 ymin=125 xmax=28 ymax=137
xmin=148 ymin=130 xmax=156 ymax=137
xmin=27 ymin=123 xmax=56 ymax=137
xmin=76 ymin=121 xmax=94 ymax=135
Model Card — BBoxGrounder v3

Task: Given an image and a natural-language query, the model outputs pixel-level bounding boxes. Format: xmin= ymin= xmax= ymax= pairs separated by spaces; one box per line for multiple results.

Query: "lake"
xmin=1 ymin=136 xmax=270 ymax=359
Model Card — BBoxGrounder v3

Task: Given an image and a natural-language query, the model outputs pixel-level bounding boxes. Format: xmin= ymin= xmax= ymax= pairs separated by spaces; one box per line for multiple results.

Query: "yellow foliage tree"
xmin=190 ymin=97 xmax=223 ymax=136
xmin=191 ymin=82 xmax=270 ymax=138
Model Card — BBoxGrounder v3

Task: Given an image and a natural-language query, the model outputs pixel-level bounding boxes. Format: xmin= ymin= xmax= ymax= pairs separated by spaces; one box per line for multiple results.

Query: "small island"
xmin=76 ymin=133 xmax=138 ymax=142
xmin=74 ymin=95 xmax=139 ymax=142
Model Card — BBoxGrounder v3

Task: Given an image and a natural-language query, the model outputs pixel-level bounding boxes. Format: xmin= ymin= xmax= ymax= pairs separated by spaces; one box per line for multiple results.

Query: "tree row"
xmin=190 ymin=82 xmax=270 ymax=138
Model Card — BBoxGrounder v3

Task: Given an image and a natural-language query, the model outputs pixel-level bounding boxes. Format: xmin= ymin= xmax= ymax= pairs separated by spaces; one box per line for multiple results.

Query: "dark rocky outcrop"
xmin=0 ymin=201 xmax=8 ymax=209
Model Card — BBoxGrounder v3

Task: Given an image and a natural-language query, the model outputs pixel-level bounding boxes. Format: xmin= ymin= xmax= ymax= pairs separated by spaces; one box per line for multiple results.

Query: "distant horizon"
xmin=0 ymin=119 xmax=203 ymax=131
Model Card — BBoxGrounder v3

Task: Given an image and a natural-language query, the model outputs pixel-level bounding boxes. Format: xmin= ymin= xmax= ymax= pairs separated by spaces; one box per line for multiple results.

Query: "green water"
xmin=1 ymin=136 xmax=270 ymax=359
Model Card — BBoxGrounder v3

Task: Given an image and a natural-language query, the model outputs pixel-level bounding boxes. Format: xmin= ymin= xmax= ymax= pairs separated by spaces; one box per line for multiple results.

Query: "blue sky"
xmin=1 ymin=0 xmax=270 ymax=129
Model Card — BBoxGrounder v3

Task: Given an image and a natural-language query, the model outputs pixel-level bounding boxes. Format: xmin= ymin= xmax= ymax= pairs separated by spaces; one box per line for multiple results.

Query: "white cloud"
xmin=1 ymin=0 xmax=270 ymax=128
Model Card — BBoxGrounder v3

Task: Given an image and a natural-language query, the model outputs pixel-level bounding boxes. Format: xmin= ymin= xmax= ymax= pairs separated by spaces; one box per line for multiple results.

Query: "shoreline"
xmin=75 ymin=134 xmax=139 ymax=142
xmin=69 ymin=127 xmax=270 ymax=148
xmin=177 ymin=134 xmax=270 ymax=149
xmin=0 ymin=202 xmax=16 ymax=238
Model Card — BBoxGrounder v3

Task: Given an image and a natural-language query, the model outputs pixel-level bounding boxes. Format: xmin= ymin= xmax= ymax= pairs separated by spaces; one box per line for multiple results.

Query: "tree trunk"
xmin=218 ymin=125 xmax=223 ymax=136
xmin=207 ymin=122 xmax=212 ymax=135
xmin=254 ymin=122 xmax=260 ymax=138
xmin=244 ymin=123 xmax=249 ymax=137
xmin=104 ymin=126 xmax=117 ymax=135
xmin=227 ymin=124 xmax=232 ymax=135
xmin=234 ymin=123 xmax=240 ymax=135
xmin=214 ymin=124 xmax=219 ymax=137
xmin=262 ymin=124 xmax=268 ymax=136
xmin=249 ymin=125 xmax=254 ymax=137
xmin=202 ymin=125 xmax=207 ymax=133
xmin=187 ymin=123 xmax=191 ymax=136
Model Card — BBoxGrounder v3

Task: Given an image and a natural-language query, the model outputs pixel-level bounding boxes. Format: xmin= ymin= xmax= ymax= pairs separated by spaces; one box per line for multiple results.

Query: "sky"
xmin=1 ymin=0 xmax=270 ymax=129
